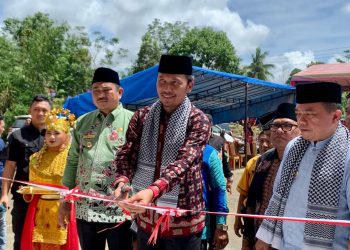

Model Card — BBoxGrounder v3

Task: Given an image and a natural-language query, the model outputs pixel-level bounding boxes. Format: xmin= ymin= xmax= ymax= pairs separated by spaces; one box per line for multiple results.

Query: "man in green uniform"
xmin=58 ymin=67 xmax=133 ymax=250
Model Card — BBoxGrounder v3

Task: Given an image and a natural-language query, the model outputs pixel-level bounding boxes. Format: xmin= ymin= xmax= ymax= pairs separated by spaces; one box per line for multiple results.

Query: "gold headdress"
xmin=45 ymin=108 xmax=75 ymax=133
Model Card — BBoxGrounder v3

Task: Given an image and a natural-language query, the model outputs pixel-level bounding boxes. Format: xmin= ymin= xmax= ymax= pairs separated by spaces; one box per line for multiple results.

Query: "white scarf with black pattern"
xmin=132 ymin=97 xmax=191 ymax=208
xmin=260 ymin=123 xmax=349 ymax=249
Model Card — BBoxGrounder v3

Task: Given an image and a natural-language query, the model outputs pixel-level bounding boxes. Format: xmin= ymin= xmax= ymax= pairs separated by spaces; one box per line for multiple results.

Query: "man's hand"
xmin=255 ymin=239 xmax=270 ymax=250
xmin=120 ymin=188 xmax=154 ymax=214
xmin=114 ymin=182 xmax=131 ymax=200
xmin=114 ymin=182 xmax=132 ymax=211
xmin=57 ymin=202 xmax=71 ymax=229
xmin=234 ymin=216 xmax=244 ymax=237
xmin=0 ymin=195 xmax=9 ymax=209
xmin=226 ymin=178 xmax=233 ymax=194
xmin=1 ymin=160 xmax=16 ymax=208
xmin=212 ymin=228 xmax=229 ymax=250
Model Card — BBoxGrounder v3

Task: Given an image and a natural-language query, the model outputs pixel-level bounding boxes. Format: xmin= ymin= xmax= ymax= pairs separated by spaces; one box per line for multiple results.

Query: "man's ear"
xmin=334 ymin=109 xmax=342 ymax=122
xmin=186 ymin=81 xmax=194 ymax=93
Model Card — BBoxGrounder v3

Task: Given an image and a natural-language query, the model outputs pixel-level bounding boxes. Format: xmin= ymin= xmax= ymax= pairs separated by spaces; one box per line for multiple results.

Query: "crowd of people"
xmin=0 ymin=53 xmax=349 ymax=250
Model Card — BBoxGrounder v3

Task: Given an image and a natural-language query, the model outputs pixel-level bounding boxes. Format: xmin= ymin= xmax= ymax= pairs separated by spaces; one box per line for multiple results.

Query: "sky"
xmin=0 ymin=0 xmax=349 ymax=82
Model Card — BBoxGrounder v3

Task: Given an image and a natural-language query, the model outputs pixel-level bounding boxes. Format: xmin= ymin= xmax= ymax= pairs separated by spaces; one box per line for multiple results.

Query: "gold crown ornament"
xmin=45 ymin=108 xmax=75 ymax=133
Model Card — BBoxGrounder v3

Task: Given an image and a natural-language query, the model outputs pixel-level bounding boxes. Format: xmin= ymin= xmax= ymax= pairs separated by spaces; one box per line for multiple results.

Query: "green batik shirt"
xmin=63 ymin=104 xmax=133 ymax=223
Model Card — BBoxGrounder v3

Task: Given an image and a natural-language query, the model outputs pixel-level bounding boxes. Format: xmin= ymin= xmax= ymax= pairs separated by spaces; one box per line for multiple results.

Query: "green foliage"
xmin=4 ymin=13 xmax=69 ymax=93
xmin=0 ymin=12 xmax=127 ymax=130
xmin=285 ymin=68 xmax=302 ymax=85
xmin=132 ymin=32 xmax=162 ymax=74
xmin=306 ymin=61 xmax=324 ymax=67
xmin=52 ymin=97 xmax=66 ymax=108
xmin=0 ymin=36 xmax=22 ymax=113
xmin=341 ymin=92 xmax=348 ymax=118
xmin=1 ymin=12 xmax=94 ymax=100
xmin=3 ymin=102 xmax=30 ymax=135
xmin=336 ymin=50 xmax=350 ymax=63
xmin=132 ymin=19 xmax=241 ymax=74
xmin=243 ymin=48 xmax=274 ymax=80
xmin=53 ymin=26 xmax=93 ymax=96
xmin=132 ymin=19 xmax=189 ymax=73
xmin=170 ymin=27 xmax=241 ymax=73
xmin=147 ymin=19 xmax=189 ymax=53
xmin=90 ymin=31 xmax=128 ymax=68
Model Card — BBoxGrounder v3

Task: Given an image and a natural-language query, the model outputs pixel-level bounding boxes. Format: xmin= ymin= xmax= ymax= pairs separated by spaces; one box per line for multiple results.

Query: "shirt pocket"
xmin=21 ymin=143 xmax=38 ymax=173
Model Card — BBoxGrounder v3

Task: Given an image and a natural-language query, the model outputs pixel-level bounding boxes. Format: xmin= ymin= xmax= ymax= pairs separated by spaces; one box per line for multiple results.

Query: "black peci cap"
xmin=92 ymin=67 xmax=120 ymax=85
xmin=296 ymin=82 xmax=341 ymax=104
xmin=158 ymin=55 xmax=193 ymax=75
xmin=274 ymin=103 xmax=297 ymax=121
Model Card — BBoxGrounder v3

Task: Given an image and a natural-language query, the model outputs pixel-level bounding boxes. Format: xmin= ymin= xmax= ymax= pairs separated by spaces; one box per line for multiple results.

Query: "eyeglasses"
xmin=270 ymin=123 xmax=298 ymax=132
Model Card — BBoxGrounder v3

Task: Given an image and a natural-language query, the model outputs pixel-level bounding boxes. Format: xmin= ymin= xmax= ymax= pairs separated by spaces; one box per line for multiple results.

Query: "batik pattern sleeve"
xmin=151 ymin=110 xmax=211 ymax=195
xmin=110 ymin=108 xmax=146 ymax=186
xmin=62 ymin=121 xmax=80 ymax=189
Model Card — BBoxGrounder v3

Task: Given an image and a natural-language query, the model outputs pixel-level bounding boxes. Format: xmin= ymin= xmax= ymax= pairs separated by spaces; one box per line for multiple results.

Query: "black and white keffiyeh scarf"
xmin=132 ymin=97 xmax=191 ymax=208
xmin=260 ymin=123 xmax=349 ymax=249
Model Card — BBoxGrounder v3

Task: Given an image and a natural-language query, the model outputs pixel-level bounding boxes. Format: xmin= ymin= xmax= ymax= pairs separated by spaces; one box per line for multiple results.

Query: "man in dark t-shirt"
xmin=0 ymin=95 xmax=51 ymax=250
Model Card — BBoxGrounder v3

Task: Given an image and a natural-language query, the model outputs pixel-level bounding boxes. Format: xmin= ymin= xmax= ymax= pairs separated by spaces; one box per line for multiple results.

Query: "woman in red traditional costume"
xmin=20 ymin=108 xmax=78 ymax=250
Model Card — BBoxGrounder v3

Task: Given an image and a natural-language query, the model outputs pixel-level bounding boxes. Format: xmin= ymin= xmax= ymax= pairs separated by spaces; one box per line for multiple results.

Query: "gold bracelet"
xmin=23 ymin=194 xmax=34 ymax=203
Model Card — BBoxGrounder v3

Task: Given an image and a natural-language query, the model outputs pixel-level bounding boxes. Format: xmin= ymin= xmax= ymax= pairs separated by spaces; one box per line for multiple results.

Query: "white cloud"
xmin=188 ymin=7 xmax=269 ymax=55
xmin=267 ymin=51 xmax=315 ymax=83
xmin=342 ymin=3 xmax=350 ymax=13
xmin=0 ymin=0 xmax=269 ymax=69
xmin=283 ymin=51 xmax=315 ymax=68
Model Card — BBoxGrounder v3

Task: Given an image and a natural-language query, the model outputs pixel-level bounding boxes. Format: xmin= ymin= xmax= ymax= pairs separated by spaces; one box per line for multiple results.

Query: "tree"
xmin=307 ymin=61 xmax=324 ymax=67
xmin=131 ymin=19 xmax=189 ymax=73
xmin=0 ymin=12 xmax=131 ymax=129
xmin=3 ymin=13 xmax=69 ymax=94
xmin=336 ymin=50 xmax=350 ymax=63
xmin=147 ymin=19 xmax=189 ymax=53
xmin=169 ymin=27 xmax=241 ymax=73
xmin=285 ymin=68 xmax=302 ymax=85
xmin=133 ymin=19 xmax=241 ymax=74
xmin=90 ymin=31 xmax=128 ymax=68
xmin=243 ymin=48 xmax=274 ymax=80
xmin=54 ymin=26 xmax=93 ymax=95
xmin=132 ymin=33 xmax=161 ymax=73
xmin=2 ymin=13 xmax=95 ymax=97
xmin=0 ymin=36 xmax=23 ymax=114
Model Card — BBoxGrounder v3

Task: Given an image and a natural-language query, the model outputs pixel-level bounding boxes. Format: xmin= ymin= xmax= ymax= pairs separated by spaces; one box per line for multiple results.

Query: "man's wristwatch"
xmin=217 ymin=224 xmax=228 ymax=231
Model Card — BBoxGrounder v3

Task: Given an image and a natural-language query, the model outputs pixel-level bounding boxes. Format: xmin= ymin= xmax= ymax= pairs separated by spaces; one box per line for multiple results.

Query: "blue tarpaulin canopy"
xmin=64 ymin=65 xmax=295 ymax=124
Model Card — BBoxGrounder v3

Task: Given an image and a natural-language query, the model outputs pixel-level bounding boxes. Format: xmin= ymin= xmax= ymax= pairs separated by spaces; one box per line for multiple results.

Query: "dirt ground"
xmin=5 ymin=168 xmax=245 ymax=250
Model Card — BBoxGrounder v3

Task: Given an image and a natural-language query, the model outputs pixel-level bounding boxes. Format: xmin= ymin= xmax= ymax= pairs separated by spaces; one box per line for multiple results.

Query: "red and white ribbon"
xmin=3 ymin=177 xmax=350 ymax=244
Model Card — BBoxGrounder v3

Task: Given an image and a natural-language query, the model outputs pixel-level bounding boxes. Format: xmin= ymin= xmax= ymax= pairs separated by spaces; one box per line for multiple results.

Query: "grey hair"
xmin=321 ymin=102 xmax=342 ymax=113
xmin=186 ymin=75 xmax=194 ymax=82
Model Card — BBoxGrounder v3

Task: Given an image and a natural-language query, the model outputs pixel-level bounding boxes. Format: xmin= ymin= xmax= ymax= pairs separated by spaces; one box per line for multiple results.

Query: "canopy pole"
xmin=244 ymin=83 xmax=248 ymax=167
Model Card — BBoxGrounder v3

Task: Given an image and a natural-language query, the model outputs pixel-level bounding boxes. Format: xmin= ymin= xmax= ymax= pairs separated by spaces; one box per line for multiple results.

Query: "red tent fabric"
xmin=291 ymin=63 xmax=350 ymax=90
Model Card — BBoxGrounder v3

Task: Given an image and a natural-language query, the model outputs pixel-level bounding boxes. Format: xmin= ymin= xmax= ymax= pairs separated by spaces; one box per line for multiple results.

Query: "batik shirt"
xmin=109 ymin=105 xmax=211 ymax=237
xmin=63 ymin=104 xmax=133 ymax=223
